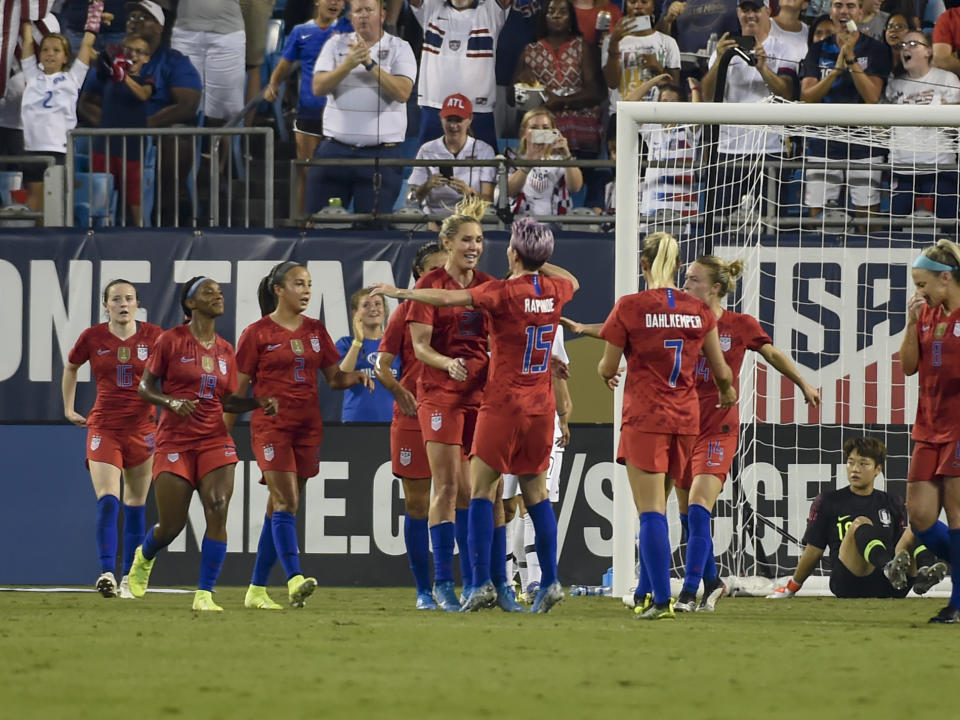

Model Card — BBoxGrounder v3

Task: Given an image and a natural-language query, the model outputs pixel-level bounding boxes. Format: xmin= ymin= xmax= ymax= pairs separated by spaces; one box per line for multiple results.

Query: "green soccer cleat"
xmin=635 ymin=598 xmax=676 ymax=621
xmin=287 ymin=575 xmax=317 ymax=608
xmin=127 ymin=547 xmax=154 ymax=598
xmin=244 ymin=584 xmax=283 ymax=610
xmin=192 ymin=590 xmax=223 ymax=612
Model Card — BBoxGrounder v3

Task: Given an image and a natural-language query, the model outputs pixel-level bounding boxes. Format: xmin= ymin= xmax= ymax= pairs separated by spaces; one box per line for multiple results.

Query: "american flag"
xmin=1 ymin=1 xmax=55 ymax=98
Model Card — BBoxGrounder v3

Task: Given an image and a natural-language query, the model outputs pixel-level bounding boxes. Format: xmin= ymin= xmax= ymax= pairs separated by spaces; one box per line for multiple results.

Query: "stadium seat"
xmin=74 ymin=172 xmax=116 ymax=227
xmin=562 ymin=205 xmax=603 ymax=233
xmin=261 ymin=18 xmax=288 ymax=142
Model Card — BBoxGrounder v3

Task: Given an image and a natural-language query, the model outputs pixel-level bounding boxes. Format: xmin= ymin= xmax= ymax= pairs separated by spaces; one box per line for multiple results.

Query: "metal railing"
xmin=66 ymin=127 xmax=275 ymax=228
xmin=0 ymin=155 xmax=62 ymax=226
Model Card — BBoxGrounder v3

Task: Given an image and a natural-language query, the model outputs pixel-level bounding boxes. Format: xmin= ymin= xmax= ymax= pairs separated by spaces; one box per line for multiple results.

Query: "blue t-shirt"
xmin=665 ymin=0 xmax=739 ymax=53
xmin=82 ymin=45 xmax=202 ymax=121
xmin=800 ymin=33 xmax=891 ymax=158
xmin=93 ymin=71 xmax=154 ymax=155
xmin=335 ymin=336 xmax=400 ymax=422
xmin=282 ymin=16 xmax=352 ymax=119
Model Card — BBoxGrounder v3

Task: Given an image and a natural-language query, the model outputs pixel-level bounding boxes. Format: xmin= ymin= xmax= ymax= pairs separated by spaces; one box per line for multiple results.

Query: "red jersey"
xmin=147 ymin=324 xmax=238 ymax=451
xmin=695 ymin=311 xmax=771 ymax=435
xmin=601 ymin=288 xmax=717 ymax=435
xmin=379 ymin=301 xmax=422 ymax=430
xmin=470 ymin=275 xmax=575 ymax=415
xmin=67 ymin=322 xmax=163 ymax=431
xmin=235 ymin=315 xmax=339 ymax=439
xmin=912 ymin=304 xmax=960 ymax=443
xmin=407 ymin=266 xmax=495 ymax=408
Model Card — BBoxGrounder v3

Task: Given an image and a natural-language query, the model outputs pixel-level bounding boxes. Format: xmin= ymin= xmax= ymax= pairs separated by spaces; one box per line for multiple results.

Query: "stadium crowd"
xmin=1 ymin=0 xmax=959 ymax=225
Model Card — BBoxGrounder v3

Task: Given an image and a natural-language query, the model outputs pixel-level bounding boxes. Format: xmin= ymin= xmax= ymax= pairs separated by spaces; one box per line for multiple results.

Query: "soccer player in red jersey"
xmin=672 ymin=255 xmax=822 ymax=612
xmin=232 ymin=261 xmax=373 ymax=610
xmin=128 ymin=277 xmax=278 ymax=611
xmin=375 ymin=242 xmax=449 ymax=610
xmin=900 ymin=239 xmax=960 ymax=624
xmin=598 ymin=232 xmax=737 ymax=620
xmin=63 ymin=280 xmax=163 ymax=599
xmin=373 ymin=218 xmax=579 ymax=614
xmin=402 ymin=197 xmax=494 ymax=611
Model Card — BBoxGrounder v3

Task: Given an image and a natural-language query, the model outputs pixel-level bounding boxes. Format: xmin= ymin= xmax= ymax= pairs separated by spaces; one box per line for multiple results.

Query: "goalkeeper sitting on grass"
xmin=768 ymin=436 xmax=948 ymax=599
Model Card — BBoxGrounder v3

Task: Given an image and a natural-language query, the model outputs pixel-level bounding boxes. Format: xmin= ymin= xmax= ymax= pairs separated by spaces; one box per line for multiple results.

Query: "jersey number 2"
xmin=664 ymin=339 xmax=684 ymax=387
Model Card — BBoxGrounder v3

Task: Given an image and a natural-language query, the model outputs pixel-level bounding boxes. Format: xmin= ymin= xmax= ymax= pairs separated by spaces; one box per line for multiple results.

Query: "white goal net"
xmin=611 ymin=100 xmax=960 ymax=597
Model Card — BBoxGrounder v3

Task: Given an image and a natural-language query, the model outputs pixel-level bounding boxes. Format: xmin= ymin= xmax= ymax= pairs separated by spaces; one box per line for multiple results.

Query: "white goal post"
xmin=610 ymin=101 xmax=960 ymax=597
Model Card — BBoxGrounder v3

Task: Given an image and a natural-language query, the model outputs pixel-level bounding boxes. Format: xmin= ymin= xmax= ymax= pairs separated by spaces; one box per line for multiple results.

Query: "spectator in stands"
xmin=884 ymin=30 xmax=960 ymax=217
xmin=264 ymin=0 xmax=350 ymax=216
xmin=60 ymin=0 xmax=126 ymax=53
xmin=571 ymin=0 xmax=623 ymax=45
xmin=78 ymin=1 xmax=201 ymax=225
xmin=307 ymin=0 xmax=417 ymax=218
xmin=656 ymin=0 xmax=740 ymax=54
xmin=514 ymin=0 xmax=605 ymax=164
xmin=410 ymin=0 xmax=511 ymax=152
xmin=602 ymin=0 xmax=681 ymax=107
xmin=170 ymin=0 xmax=245 ymax=127
xmin=859 ymin=0 xmax=891 ymax=36
xmin=800 ymin=0 xmax=891 ymax=217
xmin=407 ymin=94 xmax=497 ymax=228
xmin=884 ymin=12 xmax=918 ymax=70
xmin=0 ymin=62 xmax=25 ymax=183
xmin=91 ymin=32 xmax=155 ymax=226
xmin=239 ymin=0 xmax=277 ymax=127
xmin=336 ymin=288 xmax=398 ymax=423
xmin=770 ymin=0 xmax=810 ymax=42
xmin=932 ymin=0 xmax=960 ymax=75
xmin=507 ymin=107 xmax=583 ymax=219
xmin=808 ymin=14 xmax=837 ymax=44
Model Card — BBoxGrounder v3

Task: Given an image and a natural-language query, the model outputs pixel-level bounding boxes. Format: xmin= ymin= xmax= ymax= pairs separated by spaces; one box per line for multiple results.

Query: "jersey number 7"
xmin=664 ymin=339 xmax=684 ymax=387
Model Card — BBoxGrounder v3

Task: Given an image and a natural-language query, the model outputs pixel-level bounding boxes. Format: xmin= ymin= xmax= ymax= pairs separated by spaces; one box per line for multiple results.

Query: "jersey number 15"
xmin=523 ymin=324 xmax=554 ymax=374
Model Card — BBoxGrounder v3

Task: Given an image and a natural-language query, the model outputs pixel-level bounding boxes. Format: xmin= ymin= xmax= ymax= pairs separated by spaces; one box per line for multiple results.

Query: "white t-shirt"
xmin=709 ymin=31 xmax=807 ymax=154
xmin=885 ymin=68 xmax=960 ymax=171
xmin=413 ymin=0 xmax=509 ymax=112
xmin=511 ymin=165 xmax=571 ymax=217
xmin=20 ymin=56 xmax=88 ymax=152
xmin=408 ymin=136 xmax=497 ymax=214
xmin=768 ymin=17 xmax=808 ymax=47
xmin=0 ymin=70 xmax=25 ymax=130
xmin=600 ymin=30 xmax=681 ymax=109
xmin=314 ymin=32 xmax=417 ymax=146
xmin=640 ymin=123 xmax=701 ymax=215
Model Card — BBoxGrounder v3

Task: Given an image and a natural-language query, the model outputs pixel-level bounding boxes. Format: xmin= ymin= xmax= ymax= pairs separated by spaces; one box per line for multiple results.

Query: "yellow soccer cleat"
xmin=244 ymin=584 xmax=283 ymax=610
xmin=192 ymin=590 xmax=223 ymax=612
xmin=632 ymin=593 xmax=653 ymax=616
xmin=287 ymin=575 xmax=317 ymax=608
xmin=635 ymin=598 xmax=676 ymax=621
xmin=127 ymin=547 xmax=154 ymax=598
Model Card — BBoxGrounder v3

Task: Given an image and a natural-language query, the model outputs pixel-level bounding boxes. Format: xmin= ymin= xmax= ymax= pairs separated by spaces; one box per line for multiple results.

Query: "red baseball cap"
xmin=440 ymin=94 xmax=473 ymax=119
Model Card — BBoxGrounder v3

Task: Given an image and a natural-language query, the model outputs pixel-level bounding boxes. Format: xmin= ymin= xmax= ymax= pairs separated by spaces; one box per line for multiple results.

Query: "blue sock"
xmin=467 ymin=499 xmax=494 ymax=587
xmin=122 ymin=504 xmax=146 ymax=575
xmin=635 ymin=530 xmax=651 ymax=599
xmin=684 ymin=504 xmax=712 ymax=593
xmin=141 ymin=525 xmax=166 ymax=560
xmin=916 ymin=521 xmax=951 ymax=562
xmin=679 ymin=511 xmax=689 ymax=544
xmin=950 ymin=529 xmax=960 ymax=610
xmin=251 ymin=515 xmax=277 ymax=586
xmin=491 ymin=524 xmax=507 ymax=585
xmin=430 ymin=522 xmax=456 ymax=583
xmin=405 ymin=515 xmax=431 ymax=593
xmin=96 ymin=495 xmax=119 ymax=573
xmin=703 ymin=535 xmax=719 ymax=582
xmin=271 ymin=511 xmax=302 ymax=580
xmin=198 ymin=537 xmax=227 ymax=592
xmin=639 ymin=512 xmax=671 ymax=604
xmin=526 ymin=499 xmax=558 ymax=587
xmin=455 ymin=508 xmax=473 ymax=588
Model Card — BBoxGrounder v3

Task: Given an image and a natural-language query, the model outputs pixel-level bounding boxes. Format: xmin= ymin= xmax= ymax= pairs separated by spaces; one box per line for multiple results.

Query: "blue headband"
xmin=912 ymin=255 xmax=956 ymax=273
xmin=186 ymin=277 xmax=212 ymax=299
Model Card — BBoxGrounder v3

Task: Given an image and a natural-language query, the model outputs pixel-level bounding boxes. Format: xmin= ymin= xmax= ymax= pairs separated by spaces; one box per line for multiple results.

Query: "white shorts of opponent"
xmin=502 ymin=414 xmax=564 ymax=503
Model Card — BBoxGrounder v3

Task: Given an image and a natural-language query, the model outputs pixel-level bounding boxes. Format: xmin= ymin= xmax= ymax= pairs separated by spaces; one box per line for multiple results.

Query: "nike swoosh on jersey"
xmin=97 ymin=348 xmax=111 ymax=355
xmin=706 ymin=461 xmax=721 ymax=467
xmin=922 ymin=325 xmax=930 ymax=331
xmin=180 ymin=356 xmax=194 ymax=362
xmin=266 ymin=343 xmax=283 ymax=351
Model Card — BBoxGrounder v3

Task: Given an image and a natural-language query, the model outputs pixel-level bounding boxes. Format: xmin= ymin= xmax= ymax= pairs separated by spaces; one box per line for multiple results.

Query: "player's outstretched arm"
xmin=222 ymin=393 xmax=278 ymax=415
xmin=321 ymin=362 xmax=376 ymax=392
xmin=539 ymin=263 xmax=580 ymax=292
xmin=757 ymin=344 xmax=821 ymax=407
xmin=376 ymin=351 xmax=417 ymax=417
xmin=598 ymin=342 xmax=624 ymax=391
xmin=560 ymin=317 xmax=603 ymax=338
xmin=767 ymin=544 xmax=823 ymax=598
xmin=702 ymin=328 xmax=736 ymax=407
xmin=370 ymin=283 xmax=474 ymax=308
xmin=223 ymin=372 xmax=252 ymax=431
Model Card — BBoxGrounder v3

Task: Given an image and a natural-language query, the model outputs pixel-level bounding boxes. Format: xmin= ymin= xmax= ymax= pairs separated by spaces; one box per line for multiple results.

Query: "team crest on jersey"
xmin=448 ymin=40 xmax=461 ymax=51
xmin=720 ymin=335 xmax=732 ymax=352
xmin=291 ymin=339 xmax=304 ymax=355
xmin=878 ymin=508 xmax=891 ymax=527
xmin=431 ymin=411 xmax=442 ymax=431
xmin=137 ymin=345 xmax=148 ymax=361
xmin=90 ymin=435 xmax=101 ymax=451
xmin=202 ymin=356 xmax=214 ymax=373
xmin=954 ymin=322 xmax=960 ymax=337
xmin=117 ymin=346 xmax=130 ymax=362
xmin=218 ymin=358 xmax=228 ymax=375
xmin=935 ymin=323 xmax=947 ymax=339
xmin=264 ymin=444 xmax=275 ymax=462
xmin=310 ymin=336 xmax=321 ymax=353
xmin=400 ymin=448 xmax=412 ymax=466
xmin=167 ymin=453 xmax=180 ymax=462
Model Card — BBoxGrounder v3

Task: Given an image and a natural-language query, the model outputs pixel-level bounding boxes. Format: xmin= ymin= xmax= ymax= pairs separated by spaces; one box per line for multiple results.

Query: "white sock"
xmin=515 ymin=514 xmax=528 ymax=589
xmin=524 ymin=512 xmax=541 ymax=588
xmin=505 ymin=515 xmax=520 ymax=582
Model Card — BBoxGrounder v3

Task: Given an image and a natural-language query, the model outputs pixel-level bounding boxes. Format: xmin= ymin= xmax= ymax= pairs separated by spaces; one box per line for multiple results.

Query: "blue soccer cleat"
xmin=416 ymin=590 xmax=438 ymax=610
xmin=530 ymin=581 xmax=564 ymax=614
xmin=460 ymin=581 xmax=497 ymax=612
xmin=460 ymin=585 xmax=475 ymax=606
xmin=433 ymin=580 xmax=461 ymax=612
xmin=495 ymin=582 xmax=525 ymax=612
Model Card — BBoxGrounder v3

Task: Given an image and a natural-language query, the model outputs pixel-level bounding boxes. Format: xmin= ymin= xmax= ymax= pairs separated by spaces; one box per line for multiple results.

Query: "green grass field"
xmin=3 ymin=588 xmax=957 ymax=719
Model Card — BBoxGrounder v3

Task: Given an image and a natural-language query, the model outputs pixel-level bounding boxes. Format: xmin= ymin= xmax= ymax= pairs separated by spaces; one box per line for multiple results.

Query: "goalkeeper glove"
xmin=110 ymin=55 xmax=132 ymax=83
xmin=767 ymin=578 xmax=802 ymax=599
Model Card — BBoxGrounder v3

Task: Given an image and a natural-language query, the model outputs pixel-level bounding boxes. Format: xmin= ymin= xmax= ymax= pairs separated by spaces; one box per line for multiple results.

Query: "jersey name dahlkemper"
xmin=524 ymin=297 xmax=556 ymax=313
xmin=645 ymin=313 xmax=703 ymax=328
